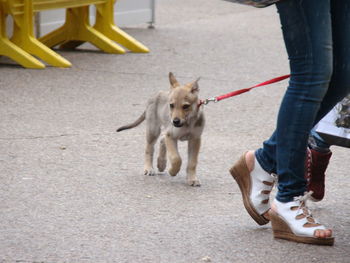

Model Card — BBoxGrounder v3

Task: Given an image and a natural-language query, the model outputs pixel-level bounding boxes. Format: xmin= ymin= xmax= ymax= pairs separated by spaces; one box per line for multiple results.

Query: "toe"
xmin=314 ymin=229 xmax=332 ymax=238
xmin=326 ymin=229 xmax=332 ymax=238
xmin=314 ymin=229 xmax=319 ymax=238
xmin=188 ymin=179 xmax=201 ymax=186
xmin=319 ymin=230 xmax=326 ymax=239
xmin=144 ymin=169 xmax=155 ymax=176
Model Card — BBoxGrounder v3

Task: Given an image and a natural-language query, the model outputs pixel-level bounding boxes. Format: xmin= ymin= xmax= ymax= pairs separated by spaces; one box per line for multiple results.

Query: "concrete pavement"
xmin=1 ymin=0 xmax=349 ymax=262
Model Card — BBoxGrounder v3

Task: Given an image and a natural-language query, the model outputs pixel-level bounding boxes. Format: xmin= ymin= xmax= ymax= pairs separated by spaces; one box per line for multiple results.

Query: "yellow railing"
xmin=0 ymin=0 xmax=149 ymax=69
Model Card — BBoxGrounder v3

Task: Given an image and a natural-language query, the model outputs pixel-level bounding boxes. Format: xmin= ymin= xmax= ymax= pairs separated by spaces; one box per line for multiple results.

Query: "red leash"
xmin=199 ymin=74 xmax=290 ymax=106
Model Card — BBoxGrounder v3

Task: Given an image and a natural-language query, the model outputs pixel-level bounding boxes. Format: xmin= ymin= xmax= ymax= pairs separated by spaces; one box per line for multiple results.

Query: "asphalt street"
xmin=1 ymin=0 xmax=349 ymax=262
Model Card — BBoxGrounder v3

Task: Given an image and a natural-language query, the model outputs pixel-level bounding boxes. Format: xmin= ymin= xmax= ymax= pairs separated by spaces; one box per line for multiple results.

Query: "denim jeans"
xmin=255 ymin=0 xmax=350 ymax=202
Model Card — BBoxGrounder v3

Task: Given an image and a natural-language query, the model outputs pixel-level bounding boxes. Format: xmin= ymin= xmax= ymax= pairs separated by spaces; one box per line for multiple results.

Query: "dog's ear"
xmin=189 ymin=77 xmax=200 ymax=93
xmin=169 ymin=72 xmax=180 ymax=88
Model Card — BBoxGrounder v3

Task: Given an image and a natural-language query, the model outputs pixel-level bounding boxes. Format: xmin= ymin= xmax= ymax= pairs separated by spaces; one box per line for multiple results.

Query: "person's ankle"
xmin=245 ymin=151 xmax=255 ymax=172
xmin=308 ymin=135 xmax=330 ymax=153
xmin=309 ymin=144 xmax=331 ymax=153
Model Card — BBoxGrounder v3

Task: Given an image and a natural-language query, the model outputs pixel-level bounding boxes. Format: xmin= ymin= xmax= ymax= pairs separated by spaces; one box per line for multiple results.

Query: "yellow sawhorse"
xmin=59 ymin=0 xmax=149 ymax=53
xmin=0 ymin=3 xmax=45 ymax=68
xmin=94 ymin=0 xmax=149 ymax=53
xmin=1 ymin=0 xmax=149 ymax=69
xmin=37 ymin=0 xmax=127 ymax=54
xmin=10 ymin=0 xmax=72 ymax=68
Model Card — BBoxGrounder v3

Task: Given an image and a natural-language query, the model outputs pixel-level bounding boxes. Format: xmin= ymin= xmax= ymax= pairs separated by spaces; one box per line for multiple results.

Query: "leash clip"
xmin=203 ymin=97 xmax=218 ymax=105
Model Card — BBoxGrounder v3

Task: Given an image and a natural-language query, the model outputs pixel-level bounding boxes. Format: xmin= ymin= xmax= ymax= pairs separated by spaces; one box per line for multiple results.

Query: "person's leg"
xmin=231 ymin=0 xmax=332 ymax=229
xmin=306 ymin=0 xmax=350 ymax=201
xmin=264 ymin=0 xmax=336 ymax=244
xmin=314 ymin=0 xmax=350 ymax=125
xmin=257 ymin=0 xmax=333 ymax=202
xmin=309 ymin=0 xmax=350 ymax=147
xmin=232 ymin=0 xmax=332 ymax=227
xmin=309 ymin=0 xmax=350 ymax=146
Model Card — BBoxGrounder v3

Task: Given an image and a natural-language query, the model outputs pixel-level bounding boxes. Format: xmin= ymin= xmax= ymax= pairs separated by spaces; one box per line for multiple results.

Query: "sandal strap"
xmin=274 ymin=195 xmax=327 ymax=237
xmin=250 ymin=159 xmax=277 ymax=215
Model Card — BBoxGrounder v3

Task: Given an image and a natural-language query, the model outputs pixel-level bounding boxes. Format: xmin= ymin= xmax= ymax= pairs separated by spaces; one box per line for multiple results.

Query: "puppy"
xmin=117 ymin=72 xmax=205 ymax=186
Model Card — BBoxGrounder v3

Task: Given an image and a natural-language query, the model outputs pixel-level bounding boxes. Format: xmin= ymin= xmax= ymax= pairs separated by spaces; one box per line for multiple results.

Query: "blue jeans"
xmin=255 ymin=0 xmax=350 ymax=202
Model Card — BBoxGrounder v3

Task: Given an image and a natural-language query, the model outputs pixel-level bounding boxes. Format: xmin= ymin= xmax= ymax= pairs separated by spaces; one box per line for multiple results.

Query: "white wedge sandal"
xmin=269 ymin=192 xmax=334 ymax=246
xmin=230 ymin=151 xmax=276 ymax=225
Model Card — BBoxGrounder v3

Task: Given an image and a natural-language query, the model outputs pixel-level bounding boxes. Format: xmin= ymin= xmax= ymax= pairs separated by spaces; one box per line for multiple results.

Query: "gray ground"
xmin=0 ymin=0 xmax=349 ymax=262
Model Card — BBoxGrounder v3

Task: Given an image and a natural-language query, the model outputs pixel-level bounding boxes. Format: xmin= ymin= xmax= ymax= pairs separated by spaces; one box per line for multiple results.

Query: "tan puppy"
xmin=117 ymin=72 xmax=205 ymax=186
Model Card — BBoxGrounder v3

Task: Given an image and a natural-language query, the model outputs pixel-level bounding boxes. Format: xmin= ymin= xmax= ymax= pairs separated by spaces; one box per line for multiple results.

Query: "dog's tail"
xmin=116 ymin=111 xmax=146 ymax=132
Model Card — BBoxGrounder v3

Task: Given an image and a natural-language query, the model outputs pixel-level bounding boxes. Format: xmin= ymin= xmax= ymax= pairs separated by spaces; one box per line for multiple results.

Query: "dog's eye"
xmin=170 ymin=103 xmax=175 ymax=109
xmin=183 ymin=104 xmax=190 ymax=110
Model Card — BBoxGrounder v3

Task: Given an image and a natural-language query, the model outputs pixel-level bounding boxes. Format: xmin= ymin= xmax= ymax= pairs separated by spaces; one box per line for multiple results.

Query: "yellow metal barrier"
xmin=0 ymin=0 xmax=149 ymax=69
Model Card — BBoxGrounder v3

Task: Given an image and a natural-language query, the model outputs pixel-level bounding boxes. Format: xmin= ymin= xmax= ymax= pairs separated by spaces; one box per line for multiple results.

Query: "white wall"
xmin=113 ymin=0 xmax=156 ymax=27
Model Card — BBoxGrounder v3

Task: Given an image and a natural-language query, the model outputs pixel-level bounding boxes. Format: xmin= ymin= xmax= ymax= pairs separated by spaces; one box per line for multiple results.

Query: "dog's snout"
xmin=172 ymin=118 xmax=182 ymax=127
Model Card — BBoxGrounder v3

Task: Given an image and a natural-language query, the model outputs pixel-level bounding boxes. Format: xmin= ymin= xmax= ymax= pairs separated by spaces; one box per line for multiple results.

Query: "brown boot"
xmin=305 ymin=148 xmax=332 ymax=202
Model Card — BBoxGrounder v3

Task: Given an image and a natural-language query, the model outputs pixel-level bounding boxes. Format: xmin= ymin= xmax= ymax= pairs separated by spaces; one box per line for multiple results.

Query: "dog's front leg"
xmin=157 ymin=137 xmax=167 ymax=172
xmin=186 ymin=137 xmax=201 ymax=186
xmin=144 ymin=126 xmax=160 ymax=176
xmin=144 ymin=141 xmax=156 ymax=176
xmin=165 ymin=134 xmax=181 ymax=176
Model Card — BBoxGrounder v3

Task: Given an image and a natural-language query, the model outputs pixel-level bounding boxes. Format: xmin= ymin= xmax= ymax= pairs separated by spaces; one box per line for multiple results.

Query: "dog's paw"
xmin=187 ymin=178 xmax=201 ymax=187
xmin=144 ymin=168 xmax=156 ymax=176
xmin=157 ymin=158 xmax=167 ymax=172
xmin=168 ymin=168 xmax=178 ymax=177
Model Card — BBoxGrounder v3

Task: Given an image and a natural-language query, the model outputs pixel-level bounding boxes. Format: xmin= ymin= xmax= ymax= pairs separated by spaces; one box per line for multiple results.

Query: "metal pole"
xmin=35 ymin=12 xmax=41 ymax=38
xmin=149 ymin=0 xmax=156 ymax=29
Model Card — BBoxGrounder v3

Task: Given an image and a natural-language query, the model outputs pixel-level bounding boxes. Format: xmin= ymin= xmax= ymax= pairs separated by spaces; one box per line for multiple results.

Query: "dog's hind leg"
xmin=144 ymin=125 xmax=161 ymax=176
xmin=186 ymin=138 xmax=201 ymax=186
xmin=157 ymin=136 xmax=167 ymax=173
